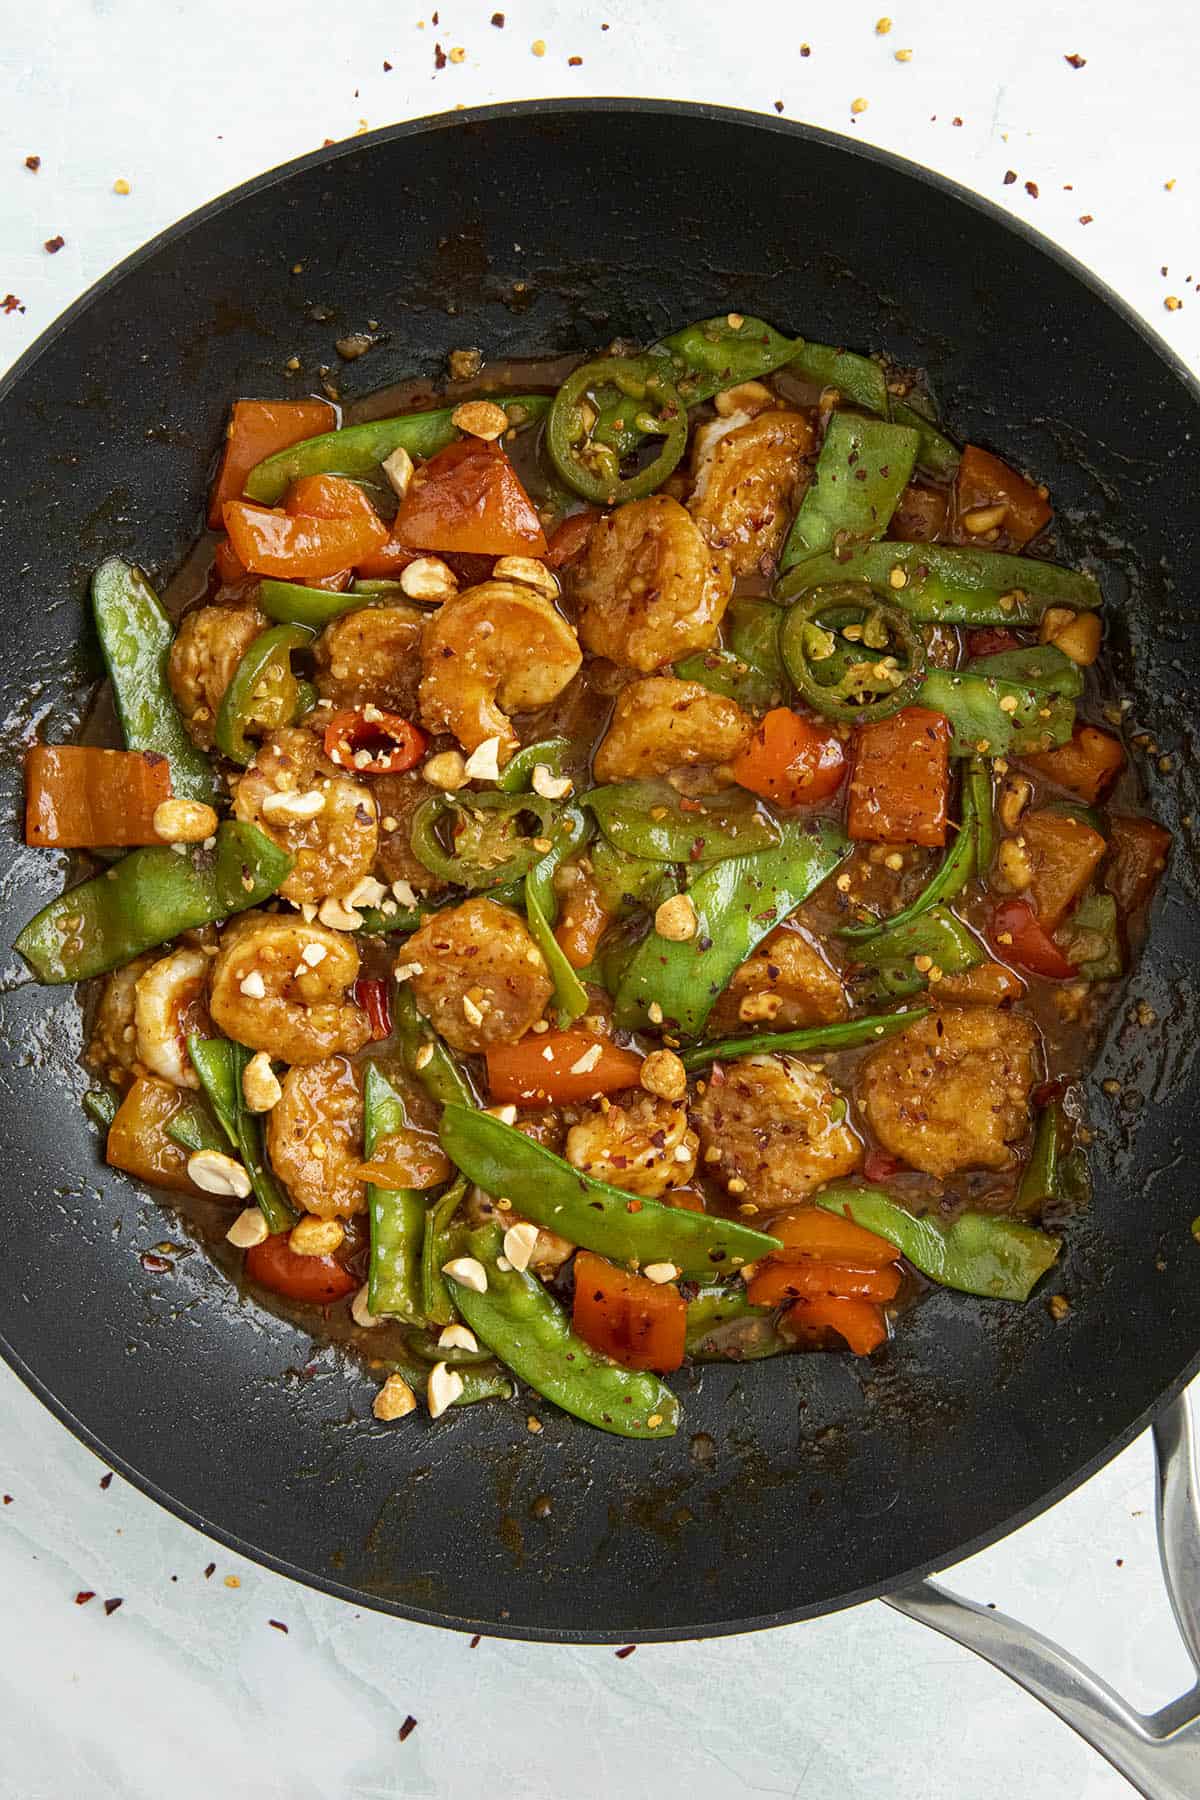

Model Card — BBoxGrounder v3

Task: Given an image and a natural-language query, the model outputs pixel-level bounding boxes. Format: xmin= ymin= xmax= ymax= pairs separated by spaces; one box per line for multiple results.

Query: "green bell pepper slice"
xmin=15 ymin=821 xmax=294 ymax=984
xmin=243 ymin=395 xmax=550 ymax=504
xmin=393 ymin=985 xmax=476 ymax=1110
xmin=788 ymin=342 xmax=889 ymax=413
xmin=816 ymin=1186 xmax=1061 ymax=1301
xmin=187 ymin=1035 xmax=297 ymax=1234
xmin=613 ymin=818 xmax=850 ymax=1036
xmin=91 ymin=558 xmax=220 ymax=804
xmin=679 ymin=1007 xmax=927 ymax=1072
xmin=214 ymin=623 xmax=315 ymax=765
xmin=259 ymin=579 xmax=372 ymax=630
xmin=587 ymin=778 xmax=781 ymax=864
xmin=776 ymin=542 xmax=1100 ymax=622
xmin=440 ymin=1105 xmax=780 ymax=1277
xmin=364 ymin=1063 xmax=426 ymax=1320
xmin=674 ymin=597 xmax=788 ymax=712
xmin=1056 ymin=892 xmax=1123 ymax=981
xmin=918 ymin=668 xmax=1076 ymax=758
xmin=685 ymin=1286 xmax=792 ymax=1361
xmin=778 ymin=414 xmax=919 ymax=573
xmin=446 ymin=1226 xmax=680 ymax=1439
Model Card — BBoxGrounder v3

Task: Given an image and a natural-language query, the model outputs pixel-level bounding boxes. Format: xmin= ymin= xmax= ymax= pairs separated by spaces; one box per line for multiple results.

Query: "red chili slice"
xmin=351 ymin=977 xmax=393 ymax=1041
xmin=323 ymin=708 xmax=427 ymax=774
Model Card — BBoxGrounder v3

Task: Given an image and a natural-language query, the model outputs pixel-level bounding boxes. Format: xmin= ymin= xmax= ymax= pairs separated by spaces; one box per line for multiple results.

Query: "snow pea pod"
xmin=439 ymin=1106 xmax=781 ymax=1278
xmin=384 ymin=1344 xmax=512 ymax=1410
xmin=364 ymin=1063 xmax=426 ymax=1320
xmin=393 ymin=985 xmax=476 ymax=1110
xmin=850 ymin=905 xmax=984 ymax=1001
xmin=589 ymin=841 xmax=678 ymax=918
xmin=83 ymin=1087 xmax=120 ymax=1132
xmin=612 ymin=818 xmax=850 ymax=1036
xmin=815 ymin=1187 xmax=1061 ymax=1301
xmin=524 ymin=806 xmax=590 ymax=1027
xmin=775 ymin=543 xmax=1100 ymax=621
xmin=1056 ymin=892 xmax=1123 ymax=981
xmin=890 ymin=399 xmax=961 ymax=480
xmin=165 ymin=1097 xmax=225 ymax=1154
xmin=685 ymin=1287 xmax=792 ymax=1361
xmin=446 ymin=1225 xmax=679 ymax=1439
xmin=679 ymin=1007 xmax=928 ymax=1072
xmin=187 ymin=1035 xmax=297 ymax=1233
xmin=15 ymin=822 xmax=294 ymax=984
xmin=587 ymin=779 xmax=781 ymax=864
xmin=421 ymin=1176 xmax=468 ymax=1329
xmin=788 ymin=342 xmax=889 ymax=413
xmin=259 ymin=579 xmax=372 ymax=629
xmin=917 ymin=667 xmax=1076 ymax=757
xmin=839 ymin=781 xmax=977 ymax=942
xmin=674 ymin=597 xmax=788 ymax=712
xmin=778 ymin=414 xmax=919 ymax=573
xmin=91 ymin=558 xmax=221 ymax=804
xmin=243 ymin=395 xmax=551 ymax=504
xmin=215 ymin=623 xmax=315 ymax=765
xmin=962 ymin=644 xmax=1083 ymax=700
xmin=966 ymin=757 xmax=994 ymax=873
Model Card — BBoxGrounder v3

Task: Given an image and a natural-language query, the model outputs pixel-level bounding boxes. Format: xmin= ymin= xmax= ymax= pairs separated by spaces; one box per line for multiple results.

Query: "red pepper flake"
xmin=952 ymin=117 xmax=963 ymax=127
xmin=398 ymin=1715 xmax=418 ymax=1743
xmin=469 ymin=1632 xmax=482 ymax=1647
xmin=268 ymin=1619 xmax=289 ymax=1633
xmin=568 ymin=54 xmax=583 ymax=65
xmin=383 ymin=59 xmax=392 ymax=70
xmin=1079 ymin=214 xmax=1093 ymax=225
xmin=1003 ymin=170 xmax=1017 ymax=185
xmin=140 ymin=1253 xmax=171 ymax=1272
xmin=2 ymin=1494 xmax=12 ymax=1504
xmin=1064 ymin=52 xmax=1087 ymax=68
xmin=25 ymin=155 xmax=41 ymax=172
xmin=625 ymin=1198 xmax=643 ymax=1213
xmin=74 ymin=1591 xmax=96 ymax=1605
xmin=774 ymin=100 xmax=784 ymax=113
xmin=491 ymin=10 xmax=505 ymax=23
xmin=615 ymin=1644 xmax=637 ymax=1659
xmin=104 ymin=1597 xmax=123 ymax=1616
xmin=99 ymin=1472 xmax=113 ymax=1490
xmin=44 ymin=235 xmax=65 ymax=254
xmin=204 ymin=1562 xmax=216 ymax=1579
xmin=800 ymin=42 xmax=811 ymax=55
xmin=433 ymin=42 xmax=447 ymax=68
xmin=2 ymin=295 xmax=24 ymax=315
xmin=1025 ymin=181 xmax=1039 ymax=199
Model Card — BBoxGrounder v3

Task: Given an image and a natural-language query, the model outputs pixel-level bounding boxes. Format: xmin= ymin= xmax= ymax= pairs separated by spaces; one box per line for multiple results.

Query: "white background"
xmin=2 ymin=3 xmax=1198 ymax=1796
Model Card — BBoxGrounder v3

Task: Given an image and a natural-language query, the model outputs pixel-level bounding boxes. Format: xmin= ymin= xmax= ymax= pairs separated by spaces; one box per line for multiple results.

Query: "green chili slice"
xmin=779 ymin=583 xmax=927 ymax=724
xmin=497 ymin=737 xmax=573 ymax=794
xmin=91 ymin=558 xmax=221 ymax=804
xmin=259 ymin=579 xmax=372 ymax=629
xmin=779 ymin=414 xmax=919 ymax=572
xmin=214 ymin=623 xmax=315 ymax=765
xmin=587 ymin=779 xmax=781 ymax=863
xmin=816 ymin=1187 xmax=1061 ymax=1301
xmin=364 ymin=1063 xmax=426 ymax=1321
xmin=679 ymin=1007 xmax=928 ymax=1071
xmin=409 ymin=790 xmax=561 ymax=890
xmin=243 ymin=395 xmax=551 ymax=504
xmin=775 ymin=543 xmax=1101 ymax=621
xmin=447 ymin=1226 xmax=679 ymax=1439
xmin=547 ymin=357 xmax=687 ymax=504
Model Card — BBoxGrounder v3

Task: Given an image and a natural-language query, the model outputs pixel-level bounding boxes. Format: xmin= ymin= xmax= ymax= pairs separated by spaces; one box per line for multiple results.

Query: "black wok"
xmin=0 ymin=100 xmax=1197 ymax=1644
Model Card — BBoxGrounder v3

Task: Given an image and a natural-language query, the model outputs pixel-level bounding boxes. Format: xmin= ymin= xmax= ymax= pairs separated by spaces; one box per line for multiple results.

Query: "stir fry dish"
xmin=20 ymin=315 xmax=1170 ymax=1439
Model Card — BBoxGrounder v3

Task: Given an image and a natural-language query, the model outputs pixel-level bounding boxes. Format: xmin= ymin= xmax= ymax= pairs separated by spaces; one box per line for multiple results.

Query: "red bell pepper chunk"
xmin=393 ymin=438 xmax=548 ymax=557
xmin=847 ymin=705 xmax=950 ymax=847
xmin=731 ymin=708 xmax=847 ymax=807
xmin=572 ymin=1250 xmax=686 ymax=1373
xmin=25 ymin=745 xmax=173 ymax=849
xmin=953 ymin=444 xmax=1052 ymax=548
xmin=223 ymin=500 xmax=387 ymax=579
xmin=208 ymin=399 xmax=334 ymax=529
xmin=244 ymin=1234 xmax=358 ymax=1304
xmin=780 ymin=1294 xmax=888 ymax=1355
xmin=989 ymin=897 xmax=1077 ymax=980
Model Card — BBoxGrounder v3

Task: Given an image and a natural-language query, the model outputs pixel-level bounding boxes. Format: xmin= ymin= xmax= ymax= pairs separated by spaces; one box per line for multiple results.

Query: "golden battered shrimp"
xmin=232 ymin=726 xmax=378 ymax=906
xmin=207 ymin=911 xmax=370 ymax=1065
xmin=418 ymin=580 xmax=582 ymax=761
xmin=313 ymin=603 xmax=425 ymax=715
xmin=573 ymin=495 xmax=732 ymax=671
xmin=691 ymin=1054 xmax=862 ymax=1210
xmin=592 ymin=676 xmax=755 ymax=782
xmin=707 ymin=924 xmax=848 ymax=1034
xmin=404 ymin=897 xmax=553 ymax=1053
xmin=86 ymin=953 xmax=157 ymax=1087
xmin=688 ymin=409 xmax=814 ymax=576
xmin=133 ymin=948 xmax=213 ymax=1089
xmin=168 ymin=598 xmax=273 ymax=750
xmin=565 ymin=1092 xmax=698 ymax=1199
xmin=266 ymin=1056 xmax=365 ymax=1218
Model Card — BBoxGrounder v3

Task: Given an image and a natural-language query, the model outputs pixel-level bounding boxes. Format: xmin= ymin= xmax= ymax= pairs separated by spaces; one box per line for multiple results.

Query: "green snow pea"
xmin=816 ymin=1187 xmax=1061 ymax=1301
xmin=214 ymin=623 xmax=315 ymax=765
xmin=962 ymin=643 xmax=1083 ymax=700
xmin=839 ymin=780 xmax=977 ymax=942
xmin=917 ymin=668 xmax=1076 ymax=757
xmin=393 ymin=985 xmax=476 ymax=1110
xmin=685 ymin=1286 xmax=792 ymax=1361
xmin=776 ymin=542 xmax=1100 ymax=622
xmin=421 ymin=1176 xmax=468 ymax=1329
xmin=679 ymin=1007 xmax=928 ymax=1072
xmin=612 ymin=818 xmax=850 ymax=1035
xmin=446 ymin=1226 xmax=680 ymax=1439
xmin=187 ymin=1035 xmax=297 ymax=1234
xmin=778 ymin=414 xmax=919 ymax=572
xmin=384 ymin=1344 xmax=512 ymax=1410
xmin=587 ymin=779 xmax=781 ymax=864
xmin=589 ymin=840 xmax=678 ymax=918
xmin=524 ymin=806 xmax=590 ymax=1027
xmin=91 ymin=558 xmax=220 ymax=804
xmin=165 ymin=1097 xmax=226 ymax=1154
xmin=674 ymin=597 xmax=788 ymax=712
xmin=439 ymin=1106 xmax=780 ymax=1278
xmin=850 ymin=905 xmax=983 ymax=1000
xmin=1015 ymin=1100 xmax=1090 ymax=1217
xmin=788 ymin=342 xmax=889 ymax=413
xmin=967 ymin=757 xmax=994 ymax=874
xmin=15 ymin=822 xmax=293 ymax=984
xmin=243 ymin=396 xmax=551 ymax=503
xmin=82 ymin=1087 xmax=120 ymax=1132
xmin=889 ymin=398 xmax=961 ymax=479
xmin=364 ymin=1064 xmax=425 ymax=1320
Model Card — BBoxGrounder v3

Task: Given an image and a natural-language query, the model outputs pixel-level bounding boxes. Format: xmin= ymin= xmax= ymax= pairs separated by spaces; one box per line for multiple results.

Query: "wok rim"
xmin=1 ymin=95 xmax=1197 ymax=1645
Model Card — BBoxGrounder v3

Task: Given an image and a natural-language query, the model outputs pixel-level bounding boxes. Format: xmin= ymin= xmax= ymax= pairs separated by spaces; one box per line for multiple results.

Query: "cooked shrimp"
xmin=565 ymin=1092 xmax=698 ymax=1198
xmin=860 ymin=1007 xmax=1037 ymax=1179
xmin=313 ymin=603 xmax=425 ymax=715
xmin=86 ymin=953 xmax=157 ymax=1087
xmin=573 ymin=495 xmax=732 ymax=671
xmin=371 ymin=770 xmax=449 ymax=895
xmin=708 ymin=923 xmax=847 ymax=1034
xmin=266 ymin=1055 xmax=365 ymax=1217
xmin=688 ymin=409 xmax=814 ymax=576
xmin=232 ymin=726 xmax=377 ymax=906
xmin=133 ymin=948 xmax=213 ymax=1089
xmin=418 ymin=580 xmax=582 ymax=760
xmin=691 ymin=1054 xmax=862 ymax=1209
xmin=592 ymin=676 xmax=754 ymax=782
xmin=207 ymin=911 xmax=370 ymax=1064
xmin=168 ymin=598 xmax=272 ymax=750
xmin=404 ymin=896 xmax=553 ymax=1053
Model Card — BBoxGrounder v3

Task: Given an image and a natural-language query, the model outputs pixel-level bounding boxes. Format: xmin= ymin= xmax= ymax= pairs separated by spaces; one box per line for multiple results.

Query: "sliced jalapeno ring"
xmin=779 ymin=581 xmax=927 ymax=725
xmin=546 ymin=356 xmax=688 ymax=504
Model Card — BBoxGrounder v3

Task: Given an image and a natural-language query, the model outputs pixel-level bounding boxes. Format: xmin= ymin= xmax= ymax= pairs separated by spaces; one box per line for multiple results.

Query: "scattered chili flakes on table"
xmin=398 ymin=1715 xmax=418 ymax=1743
xmin=433 ymin=42 xmax=446 ymax=68
xmin=1003 ymin=170 xmax=1017 ymax=185
xmin=568 ymin=54 xmax=583 ymax=65
xmin=800 ymin=42 xmax=811 ymax=55
xmin=615 ymin=1644 xmax=637 ymax=1659
xmin=1165 ymin=296 xmax=1183 ymax=312
xmin=104 ymin=1597 xmax=123 ymax=1616
xmin=44 ymin=236 xmax=65 ymax=254
xmin=2 ymin=296 xmax=24 ymax=315
xmin=204 ymin=1562 xmax=215 ymax=1579
xmin=268 ymin=1619 xmax=289 ymax=1633
xmin=1064 ymin=53 xmax=1087 ymax=68
xmin=99 ymin=1472 xmax=113 ymax=1490
xmin=469 ymin=1633 xmax=482 ymax=1648
xmin=1079 ymin=214 xmax=1093 ymax=224
xmin=1025 ymin=181 xmax=1039 ymax=198
xmin=383 ymin=58 xmax=392 ymax=69
xmin=491 ymin=10 xmax=505 ymax=23
xmin=74 ymin=1590 xmax=95 ymax=1605
xmin=25 ymin=155 xmax=41 ymax=172
xmin=2 ymin=1494 xmax=12 ymax=1504
xmin=774 ymin=100 xmax=784 ymax=112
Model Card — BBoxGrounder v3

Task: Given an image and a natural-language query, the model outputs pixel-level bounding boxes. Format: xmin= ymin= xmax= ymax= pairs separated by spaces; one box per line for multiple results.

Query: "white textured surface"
xmin=2 ymin=3 xmax=1198 ymax=1795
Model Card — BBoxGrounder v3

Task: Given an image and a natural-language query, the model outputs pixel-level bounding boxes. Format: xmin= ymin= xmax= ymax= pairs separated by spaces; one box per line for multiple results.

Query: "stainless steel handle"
xmin=884 ymin=1392 xmax=1200 ymax=1800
